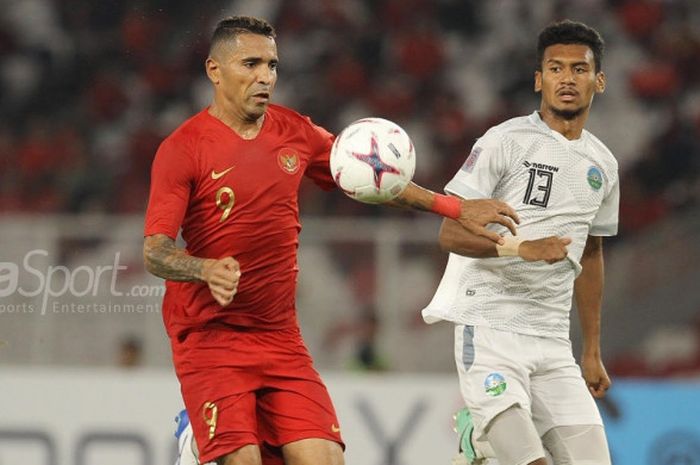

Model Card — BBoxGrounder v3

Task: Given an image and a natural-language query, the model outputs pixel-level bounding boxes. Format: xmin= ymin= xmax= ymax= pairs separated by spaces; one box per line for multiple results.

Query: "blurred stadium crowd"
xmin=2 ymin=0 xmax=699 ymax=228
xmin=1 ymin=0 xmax=699 ymax=375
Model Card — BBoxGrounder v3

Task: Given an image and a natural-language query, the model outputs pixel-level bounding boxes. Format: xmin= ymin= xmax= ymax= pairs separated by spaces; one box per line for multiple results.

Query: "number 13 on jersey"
xmin=523 ymin=168 xmax=553 ymax=208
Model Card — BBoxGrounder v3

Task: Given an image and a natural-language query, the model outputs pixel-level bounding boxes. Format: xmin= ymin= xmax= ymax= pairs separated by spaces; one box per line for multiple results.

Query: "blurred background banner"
xmin=2 ymin=0 xmax=700 ymax=462
xmin=1 ymin=214 xmax=699 ymax=374
xmin=602 ymin=380 xmax=700 ymax=465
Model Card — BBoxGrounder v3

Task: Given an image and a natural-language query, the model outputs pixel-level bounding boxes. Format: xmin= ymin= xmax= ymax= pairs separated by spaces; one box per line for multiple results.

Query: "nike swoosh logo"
xmin=331 ymin=424 xmax=341 ymax=433
xmin=211 ymin=166 xmax=234 ymax=180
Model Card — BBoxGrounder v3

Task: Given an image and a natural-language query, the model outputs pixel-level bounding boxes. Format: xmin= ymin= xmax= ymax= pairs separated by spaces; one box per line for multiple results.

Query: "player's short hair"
xmin=210 ymin=16 xmax=276 ymax=55
xmin=536 ymin=20 xmax=605 ymax=72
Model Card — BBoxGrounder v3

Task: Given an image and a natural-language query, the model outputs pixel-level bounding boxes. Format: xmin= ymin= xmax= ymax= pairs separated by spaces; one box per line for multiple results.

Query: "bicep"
xmin=582 ymin=235 xmax=603 ymax=259
xmin=304 ymin=118 xmax=336 ymax=190
xmin=144 ymin=140 xmax=195 ymax=237
xmin=590 ymin=175 xmax=619 ymax=236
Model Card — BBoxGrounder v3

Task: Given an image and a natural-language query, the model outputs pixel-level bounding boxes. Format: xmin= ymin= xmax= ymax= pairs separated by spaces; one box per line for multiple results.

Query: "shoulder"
xmin=267 ymin=104 xmax=318 ymax=129
xmin=584 ymin=130 xmax=618 ymax=171
xmin=481 ymin=114 xmax=542 ymax=141
xmin=267 ymin=104 xmax=333 ymax=147
xmin=155 ymin=111 xmax=214 ymax=170
xmin=493 ymin=114 xmax=537 ymax=133
xmin=161 ymin=110 xmax=210 ymax=151
xmin=476 ymin=115 xmax=539 ymax=152
xmin=158 ymin=108 xmax=217 ymax=159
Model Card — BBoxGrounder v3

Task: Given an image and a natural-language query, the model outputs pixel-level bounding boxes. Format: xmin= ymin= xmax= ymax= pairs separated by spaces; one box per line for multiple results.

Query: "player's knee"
xmin=326 ymin=444 xmax=344 ymax=465
xmin=542 ymin=425 xmax=611 ymax=465
xmin=215 ymin=444 xmax=263 ymax=465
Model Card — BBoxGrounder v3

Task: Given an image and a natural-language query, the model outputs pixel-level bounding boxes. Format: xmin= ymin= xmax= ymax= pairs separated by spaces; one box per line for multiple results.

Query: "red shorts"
xmin=172 ymin=324 xmax=344 ymax=464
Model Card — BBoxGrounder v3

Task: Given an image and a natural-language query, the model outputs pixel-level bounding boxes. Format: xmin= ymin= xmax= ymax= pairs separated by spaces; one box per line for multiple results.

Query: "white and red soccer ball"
xmin=330 ymin=118 xmax=416 ymax=204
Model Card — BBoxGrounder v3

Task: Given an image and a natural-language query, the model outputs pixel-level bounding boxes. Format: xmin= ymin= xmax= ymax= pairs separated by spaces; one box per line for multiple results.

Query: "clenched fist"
xmin=202 ymin=256 xmax=241 ymax=306
xmin=581 ymin=354 xmax=611 ymax=398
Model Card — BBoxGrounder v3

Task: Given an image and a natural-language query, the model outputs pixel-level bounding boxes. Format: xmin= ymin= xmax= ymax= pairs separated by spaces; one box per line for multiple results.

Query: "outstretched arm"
xmin=438 ymin=218 xmax=571 ymax=263
xmin=574 ymin=235 xmax=611 ymax=398
xmin=143 ymin=234 xmax=240 ymax=306
xmin=389 ymin=183 xmax=520 ymax=244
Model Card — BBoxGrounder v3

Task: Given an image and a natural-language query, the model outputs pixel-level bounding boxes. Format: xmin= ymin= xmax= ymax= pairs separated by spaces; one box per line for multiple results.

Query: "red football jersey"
xmin=144 ymin=105 xmax=336 ymax=338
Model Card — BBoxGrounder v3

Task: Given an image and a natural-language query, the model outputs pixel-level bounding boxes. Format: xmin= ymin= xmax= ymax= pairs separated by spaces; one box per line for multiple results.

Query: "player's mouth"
xmin=252 ymin=91 xmax=270 ymax=103
xmin=557 ymin=88 xmax=578 ymax=102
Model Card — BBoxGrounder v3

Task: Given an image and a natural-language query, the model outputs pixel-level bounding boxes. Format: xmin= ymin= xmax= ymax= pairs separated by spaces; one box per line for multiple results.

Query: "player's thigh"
xmin=182 ymin=388 xmax=261 ymax=463
xmin=530 ymin=338 xmax=602 ymax=436
xmin=256 ymin=327 xmax=344 ymax=450
xmin=172 ymin=329 xmax=264 ymax=464
xmin=542 ymin=424 xmax=611 ymax=465
xmin=256 ymin=371 xmax=344 ymax=450
xmin=281 ymin=438 xmax=344 ymax=465
xmin=454 ymin=325 xmax=534 ymax=441
xmin=484 ymin=405 xmax=546 ymax=465
xmin=215 ymin=444 xmax=262 ymax=465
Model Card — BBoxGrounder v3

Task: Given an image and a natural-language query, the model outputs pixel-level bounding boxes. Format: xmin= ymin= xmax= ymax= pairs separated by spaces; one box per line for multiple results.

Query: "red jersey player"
xmin=144 ymin=16 xmax=519 ymax=465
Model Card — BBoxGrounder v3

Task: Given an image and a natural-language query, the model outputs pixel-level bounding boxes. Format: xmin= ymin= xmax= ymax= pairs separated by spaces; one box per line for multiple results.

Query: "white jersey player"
xmin=423 ymin=20 xmax=618 ymax=465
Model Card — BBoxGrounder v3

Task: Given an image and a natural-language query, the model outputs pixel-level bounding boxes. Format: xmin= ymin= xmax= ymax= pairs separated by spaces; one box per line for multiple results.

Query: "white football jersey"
xmin=423 ymin=111 xmax=619 ymax=337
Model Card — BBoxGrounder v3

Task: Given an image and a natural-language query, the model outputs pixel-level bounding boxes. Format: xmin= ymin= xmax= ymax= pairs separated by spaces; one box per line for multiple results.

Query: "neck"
xmin=209 ymin=100 xmax=265 ymax=140
xmin=538 ymin=104 xmax=589 ymax=140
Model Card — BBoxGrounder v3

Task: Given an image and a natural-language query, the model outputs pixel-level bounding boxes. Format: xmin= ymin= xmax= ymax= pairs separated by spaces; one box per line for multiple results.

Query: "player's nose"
xmin=256 ymin=66 xmax=273 ymax=84
xmin=560 ymin=68 xmax=575 ymax=83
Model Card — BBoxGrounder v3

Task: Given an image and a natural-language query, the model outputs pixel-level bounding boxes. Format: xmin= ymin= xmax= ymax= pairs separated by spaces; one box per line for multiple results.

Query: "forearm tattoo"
xmin=388 ymin=195 xmax=431 ymax=212
xmin=144 ymin=235 xmax=205 ymax=282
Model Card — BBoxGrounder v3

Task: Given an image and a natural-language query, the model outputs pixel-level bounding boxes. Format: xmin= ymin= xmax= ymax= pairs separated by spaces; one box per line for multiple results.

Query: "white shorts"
xmin=455 ymin=325 xmax=602 ymax=442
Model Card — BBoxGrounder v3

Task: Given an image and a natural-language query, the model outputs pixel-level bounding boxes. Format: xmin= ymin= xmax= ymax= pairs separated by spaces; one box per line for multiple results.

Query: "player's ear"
xmin=595 ymin=71 xmax=606 ymax=94
xmin=205 ymin=57 xmax=220 ymax=85
xmin=534 ymin=70 xmax=542 ymax=93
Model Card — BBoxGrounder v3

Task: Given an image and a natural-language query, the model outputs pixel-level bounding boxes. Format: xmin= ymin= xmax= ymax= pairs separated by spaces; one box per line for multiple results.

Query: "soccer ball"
xmin=330 ymin=117 xmax=416 ymax=204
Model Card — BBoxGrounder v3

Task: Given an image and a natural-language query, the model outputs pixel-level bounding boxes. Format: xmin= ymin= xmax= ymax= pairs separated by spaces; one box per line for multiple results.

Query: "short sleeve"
xmin=590 ymin=173 xmax=619 ymax=236
xmin=445 ymin=130 xmax=508 ymax=199
xmin=303 ymin=117 xmax=336 ymax=191
xmin=144 ymin=137 xmax=196 ymax=239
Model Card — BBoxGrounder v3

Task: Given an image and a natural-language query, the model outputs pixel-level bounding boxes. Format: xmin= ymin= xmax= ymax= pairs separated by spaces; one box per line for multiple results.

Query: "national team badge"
xmin=278 ymin=148 xmax=300 ymax=174
xmin=484 ymin=372 xmax=507 ymax=396
xmin=587 ymin=166 xmax=603 ymax=191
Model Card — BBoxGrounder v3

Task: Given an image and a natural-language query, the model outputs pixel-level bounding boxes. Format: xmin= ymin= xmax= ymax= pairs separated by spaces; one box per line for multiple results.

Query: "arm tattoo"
xmin=143 ymin=234 xmax=206 ymax=282
xmin=387 ymin=183 xmax=433 ymax=211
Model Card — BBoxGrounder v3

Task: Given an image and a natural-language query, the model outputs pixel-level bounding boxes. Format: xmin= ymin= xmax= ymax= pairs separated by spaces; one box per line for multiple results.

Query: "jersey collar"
xmin=529 ymin=111 xmax=588 ymax=147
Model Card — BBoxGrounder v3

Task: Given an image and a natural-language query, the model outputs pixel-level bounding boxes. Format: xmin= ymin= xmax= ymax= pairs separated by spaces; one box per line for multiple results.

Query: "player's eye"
xmin=269 ymin=62 xmax=278 ymax=71
xmin=549 ymin=66 xmax=561 ymax=73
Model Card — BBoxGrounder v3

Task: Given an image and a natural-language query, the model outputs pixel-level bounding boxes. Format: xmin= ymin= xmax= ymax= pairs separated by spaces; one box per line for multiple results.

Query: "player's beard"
xmin=551 ymin=105 xmax=585 ymax=120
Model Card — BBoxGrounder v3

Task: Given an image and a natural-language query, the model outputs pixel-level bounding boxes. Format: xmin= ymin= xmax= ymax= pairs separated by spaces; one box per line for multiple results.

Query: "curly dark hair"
xmin=536 ymin=20 xmax=605 ymax=72
xmin=210 ymin=16 xmax=276 ymax=53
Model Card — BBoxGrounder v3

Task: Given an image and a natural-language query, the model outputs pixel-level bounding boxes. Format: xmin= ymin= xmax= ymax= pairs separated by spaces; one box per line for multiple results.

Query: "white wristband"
xmin=496 ymin=236 xmax=522 ymax=257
